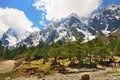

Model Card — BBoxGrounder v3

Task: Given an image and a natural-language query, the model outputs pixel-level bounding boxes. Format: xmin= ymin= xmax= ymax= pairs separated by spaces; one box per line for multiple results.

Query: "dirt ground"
xmin=8 ymin=67 xmax=120 ymax=80
xmin=1 ymin=60 xmax=120 ymax=80
xmin=39 ymin=68 xmax=120 ymax=80
xmin=0 ymin=60 xmax=15 ymax=73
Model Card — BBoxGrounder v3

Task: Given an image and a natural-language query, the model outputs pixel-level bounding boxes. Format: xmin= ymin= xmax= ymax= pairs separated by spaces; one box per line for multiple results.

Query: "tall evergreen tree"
xmin=0 ymin=40 xmax=4 ymax=57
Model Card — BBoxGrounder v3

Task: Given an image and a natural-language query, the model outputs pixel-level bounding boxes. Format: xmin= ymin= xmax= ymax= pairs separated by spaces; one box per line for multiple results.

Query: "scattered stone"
xmin=81 ymin=74 xmax=90 ymax=80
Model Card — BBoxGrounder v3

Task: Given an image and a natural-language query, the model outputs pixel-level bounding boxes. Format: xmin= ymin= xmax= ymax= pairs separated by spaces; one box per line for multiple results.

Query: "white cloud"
xmin=0 ymin=8 xmax=33 ymax=37
xmin=27 ymin=27 xmax=40 ymax=32
xmin=40 ymin=13 xmax=47 ymax=26
xmin=33 ymin=0 xmax=102 ymax=20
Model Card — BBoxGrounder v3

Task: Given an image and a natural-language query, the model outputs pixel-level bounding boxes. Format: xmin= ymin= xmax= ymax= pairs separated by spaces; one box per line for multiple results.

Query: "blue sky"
xmin=101 ymin=0 xmax=120 ymax=7
xmin=0 ymin=0 xmax=120 ymax=30
xmin=0 ymin=0 xmax=47 ymax=29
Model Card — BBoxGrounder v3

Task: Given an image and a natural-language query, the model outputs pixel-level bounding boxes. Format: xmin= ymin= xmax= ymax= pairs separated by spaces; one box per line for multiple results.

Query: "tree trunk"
xmin=89 ymin=53 xmax=92 ymax=64
xmin=77 ymin=56 xmax=83 ymax=67
xmin=43 ymin=56 xmax=48 ymax=64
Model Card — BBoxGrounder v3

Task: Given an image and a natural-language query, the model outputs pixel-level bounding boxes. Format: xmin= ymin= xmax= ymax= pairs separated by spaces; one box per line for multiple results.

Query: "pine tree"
xmin=0 ymin=40 xmax=4 ymax=58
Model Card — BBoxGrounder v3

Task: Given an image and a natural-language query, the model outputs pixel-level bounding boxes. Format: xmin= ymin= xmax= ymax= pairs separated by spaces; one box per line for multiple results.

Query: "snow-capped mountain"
xmin=17 ymin=31 xmax=42 ymax=47
xmin=41 ymin=13 xmax=95 ymax=44
xmin=1 ymin=5 xmax=120 ymax=48
xmin=89 ymin=5 xmax=120 ymax=35
xmin=2 ymin=28 xmax=30 ymax=47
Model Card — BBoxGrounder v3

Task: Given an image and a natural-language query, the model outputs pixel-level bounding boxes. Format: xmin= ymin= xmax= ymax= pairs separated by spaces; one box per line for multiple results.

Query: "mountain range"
xmin=1 ymin=5 xmax=120 ymax=48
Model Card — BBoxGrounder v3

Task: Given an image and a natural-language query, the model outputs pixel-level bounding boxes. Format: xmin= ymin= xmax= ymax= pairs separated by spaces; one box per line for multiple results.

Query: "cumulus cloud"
xmin=33 ymin=0 xmax=102 ymax=20
xmin=0 ymin=8 xmax=33 ymax=37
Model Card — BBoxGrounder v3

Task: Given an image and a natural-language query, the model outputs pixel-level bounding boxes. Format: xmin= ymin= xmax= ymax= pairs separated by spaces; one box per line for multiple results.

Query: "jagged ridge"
xmin=1 ymin=5 xmax=120 ymax=48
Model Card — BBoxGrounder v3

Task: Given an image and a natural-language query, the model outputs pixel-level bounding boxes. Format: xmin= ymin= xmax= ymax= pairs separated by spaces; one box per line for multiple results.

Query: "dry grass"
xmin=0 ymin=59 xmax=54 ymax=79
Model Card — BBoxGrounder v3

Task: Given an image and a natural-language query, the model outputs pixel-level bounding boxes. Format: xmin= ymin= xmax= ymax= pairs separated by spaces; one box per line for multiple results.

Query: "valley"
xmin=0 ymin=4 xmax=120 ymax=80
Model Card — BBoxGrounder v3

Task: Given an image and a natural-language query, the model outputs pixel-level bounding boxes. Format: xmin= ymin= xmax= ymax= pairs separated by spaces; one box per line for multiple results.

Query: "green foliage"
xmin=0 ymin=40 xmax=5 ymax=57
xmin=0 ymin=34 xmax=120 ymax=68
